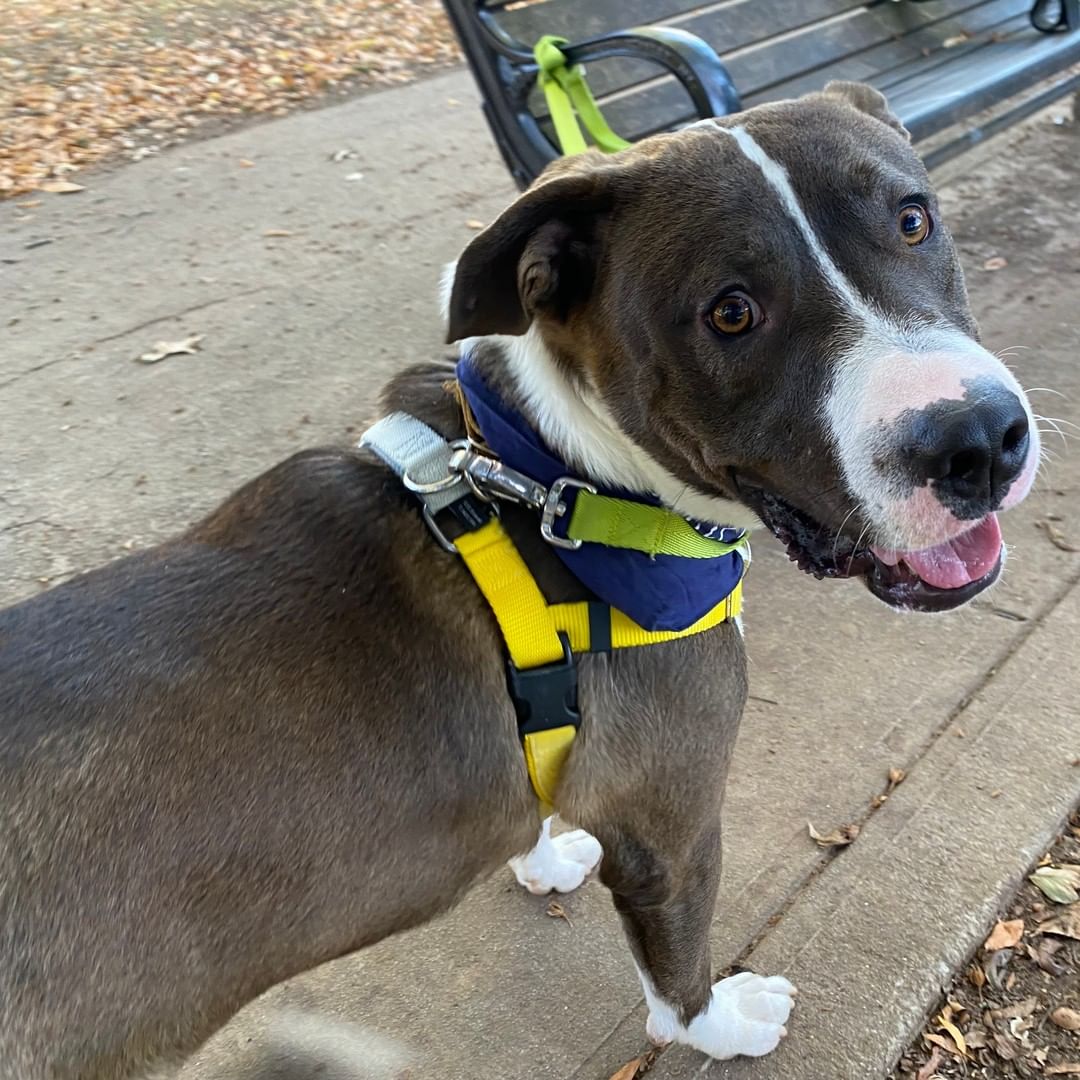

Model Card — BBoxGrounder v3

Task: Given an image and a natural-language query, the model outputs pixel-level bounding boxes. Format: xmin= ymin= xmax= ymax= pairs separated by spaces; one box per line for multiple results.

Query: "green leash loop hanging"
xmin=534 ymin=34 xmax=631 ymax=156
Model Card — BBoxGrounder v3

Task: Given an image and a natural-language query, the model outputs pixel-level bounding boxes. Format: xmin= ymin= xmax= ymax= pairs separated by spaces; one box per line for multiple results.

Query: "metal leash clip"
xmin=444 ymin=441 xmax=598 ymax=551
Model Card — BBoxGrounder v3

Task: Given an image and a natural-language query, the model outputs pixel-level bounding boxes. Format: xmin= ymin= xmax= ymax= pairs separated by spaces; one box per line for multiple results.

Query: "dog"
xmin=0 ymin=82 xmax=1039 ymax=1079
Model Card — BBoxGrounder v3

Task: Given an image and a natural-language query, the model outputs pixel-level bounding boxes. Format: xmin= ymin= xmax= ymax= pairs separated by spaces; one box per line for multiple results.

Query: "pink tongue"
xmin=871 ymin=514 xmax=1002 ymax=590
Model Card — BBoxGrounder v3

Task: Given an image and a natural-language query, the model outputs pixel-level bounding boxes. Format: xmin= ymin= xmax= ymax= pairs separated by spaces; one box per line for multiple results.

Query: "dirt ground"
xmin=0 ymin=0 xmax=460 ymax=197
xmin=892 ymin=812 xmax=1080 ymax=1080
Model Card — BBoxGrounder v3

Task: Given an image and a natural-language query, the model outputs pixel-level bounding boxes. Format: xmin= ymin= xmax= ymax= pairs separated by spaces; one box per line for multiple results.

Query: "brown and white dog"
xmin=0 ymin=83 xmax=1039 ymax=1079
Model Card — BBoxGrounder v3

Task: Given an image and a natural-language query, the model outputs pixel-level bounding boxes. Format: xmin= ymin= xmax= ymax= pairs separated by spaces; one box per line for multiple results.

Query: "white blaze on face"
xmin=708 ymin=121 xmax=1040 ymax=551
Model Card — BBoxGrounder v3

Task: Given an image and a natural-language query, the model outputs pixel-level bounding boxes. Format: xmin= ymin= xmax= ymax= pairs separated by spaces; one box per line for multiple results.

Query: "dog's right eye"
xmin=708 ymin=292 xmax=760 ymax=337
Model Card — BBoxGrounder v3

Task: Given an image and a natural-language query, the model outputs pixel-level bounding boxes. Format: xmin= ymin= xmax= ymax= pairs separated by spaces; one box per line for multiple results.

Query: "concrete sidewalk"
xmin=2 ymin=70 xmax=1078 ymax=1080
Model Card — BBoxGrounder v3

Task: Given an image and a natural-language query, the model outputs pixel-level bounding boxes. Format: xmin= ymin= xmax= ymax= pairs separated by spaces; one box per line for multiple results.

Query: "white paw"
xmin=644 ymin=971 xmax=796 ymax=1060
xmin=508 ymin=818 xmax=603 ymax=895
xmin=685 ymin=972 xmax=796 ymax=1059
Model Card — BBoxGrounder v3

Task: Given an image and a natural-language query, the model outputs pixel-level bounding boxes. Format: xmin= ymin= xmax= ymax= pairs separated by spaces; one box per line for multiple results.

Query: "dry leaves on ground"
xmin=1041 ymin=903 xmax=1080 ymax=941
xmin=136 ymin=334 xmax=203 ymax=364
xmin=1051 ymin=1007 xmax=1080 ymax=1031
xmin=0 ymin=0 xmax=461 ymax=197
xmin=606 ymin=1049 xmax=661 ymax=1080
xmin=984 ymin=918 xmax=1025 ymax=951
xmin=808 ymin=821 xmax=860 ymax=848
xmin=1031 ymin=865 xmax=1080 ymax=904
xmin=545 ymin=900 xmax=572 ymax=928
xmin=893 ymin=812 xmax=1080 ymax=1080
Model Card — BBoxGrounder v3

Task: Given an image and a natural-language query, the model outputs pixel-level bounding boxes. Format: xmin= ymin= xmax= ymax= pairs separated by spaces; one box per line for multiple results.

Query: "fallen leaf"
xmin=993 ymin=1031 xmax=1018 ymax=1060
xmin=964 ymin=1028 xmax=989 ymax=1050
xmin=546 ymin=900 xmax=572 ymax=927
xmin=887 ymin=767 xmax=907 ymax=790
xmin=989 ymin=996 xmax=1039 ymax=1023
xmin=39 ymin=180 xmax=85 ymax=194
xmin=238 ymin=159 xmax=255 ymax=168
xmin=967 ymin=962 xmax=986 ymax=988
xmin=984 ymin=946 xmax=1012 ymax=988
xmin=1041 ymin=903 xmax=1080 ymax=940
xmin=983 ymin=256 xmax=1008 ymax=271
xmin=465 ymin=218 xmax=485 ymax=230
xmin=915 ymin=1046 xmax=942 ymax=1080
xmin=1010 ymin=1014 xmax=1033 ymax=1041
xmin=1053 ymin=1008 xmax=1080 ymax=1031
xmin=1047 ymin=1066 xmax=1080 ymax=1076
xmin=605 ymin=1048 xmax=660 ymax=1080
xmin=985 ymin=918 xmax=1024 ymax=951
xmin=1036 ymin=519 xmax=1080 ymax=553
xmin=808 ymin=821 xmax=860 ymax=848
xmin=1028 ymin=935 xmax=1067 ymax=976
xmin=924 ymin=1031 xmax=963 ymax=1059
xmin=136 ymin=334 xmax=203 ymax=365
xmin=1031 ymin=866 xmax=1080 ymax=904
xmin=936 ymin=1009 xmax=967 ymax=1056
xmin=262 ymin=229 xmax=293 ymax=237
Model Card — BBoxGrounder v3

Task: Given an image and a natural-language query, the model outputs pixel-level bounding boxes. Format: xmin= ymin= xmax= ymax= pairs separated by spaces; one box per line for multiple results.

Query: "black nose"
xmin=909 ymin=390 xmax=1029 ymax=514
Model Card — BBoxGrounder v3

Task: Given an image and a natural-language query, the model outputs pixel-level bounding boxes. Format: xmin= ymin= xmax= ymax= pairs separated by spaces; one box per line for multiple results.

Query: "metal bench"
xmin=442 ymin=0 xmax=1080 ymax=187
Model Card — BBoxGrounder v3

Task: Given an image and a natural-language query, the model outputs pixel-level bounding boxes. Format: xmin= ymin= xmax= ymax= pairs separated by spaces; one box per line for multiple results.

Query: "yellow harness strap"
xmin=455 ymin=517 xmax=742 ymax=813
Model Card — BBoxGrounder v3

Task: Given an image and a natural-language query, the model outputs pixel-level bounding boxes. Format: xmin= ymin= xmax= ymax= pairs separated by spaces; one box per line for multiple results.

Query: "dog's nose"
xmin=909 ymin=390 xmax=1029 ymax=511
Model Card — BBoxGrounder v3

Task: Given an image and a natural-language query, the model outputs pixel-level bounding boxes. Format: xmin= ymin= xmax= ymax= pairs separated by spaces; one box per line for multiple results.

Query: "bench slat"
xmin=744 ymin=1 xmax=1029 ymax=103
xmin=887 ymin=23 xmax=1080 ymax=137
xmin=527 ymin=0 xmax=1015 ymax=118
xmin=572 ymin=10 xmax=1066 ymax=145
xmin=493 ymin=0 xmax=868 ymax=57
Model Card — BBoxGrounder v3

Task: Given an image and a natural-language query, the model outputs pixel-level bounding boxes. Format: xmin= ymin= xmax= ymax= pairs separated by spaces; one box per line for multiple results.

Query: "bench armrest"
xmin=445 ymin=1 xmax=740 ymax=188
xmin=556 ymin=27 xmax=741 ymax=122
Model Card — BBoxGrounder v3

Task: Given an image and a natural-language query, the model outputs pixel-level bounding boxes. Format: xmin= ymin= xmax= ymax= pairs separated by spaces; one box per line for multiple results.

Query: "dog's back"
xmin=0 ymin=445 xmax=533 ymax=1079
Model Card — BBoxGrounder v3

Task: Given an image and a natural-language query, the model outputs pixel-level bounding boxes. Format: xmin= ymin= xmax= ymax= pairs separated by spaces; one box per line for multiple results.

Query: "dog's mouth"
xmin=734 ymin=482 xmax=1003 ymax=613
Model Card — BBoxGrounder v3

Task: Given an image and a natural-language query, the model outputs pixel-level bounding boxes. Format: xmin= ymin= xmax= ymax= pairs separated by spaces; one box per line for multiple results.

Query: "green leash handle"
xmin=534 ymin=35 xmax=631 ymax=156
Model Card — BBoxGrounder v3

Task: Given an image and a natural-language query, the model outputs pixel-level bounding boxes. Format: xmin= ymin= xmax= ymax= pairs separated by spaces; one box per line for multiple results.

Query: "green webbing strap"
xmin=534 ymin=35 xmax=631 ymax=156
xmin=567 ymin=491 xmax=747 ymax=558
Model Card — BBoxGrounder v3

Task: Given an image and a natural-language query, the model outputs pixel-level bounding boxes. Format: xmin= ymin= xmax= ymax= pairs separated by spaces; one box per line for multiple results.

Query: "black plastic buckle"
xmin=507 ymin=632 xmax=580 ymax=737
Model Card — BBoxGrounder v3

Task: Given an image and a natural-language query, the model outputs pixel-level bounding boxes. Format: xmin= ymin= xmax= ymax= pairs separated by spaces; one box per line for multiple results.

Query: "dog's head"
xmin=446 ymin=83 xmax=1040 ymax=613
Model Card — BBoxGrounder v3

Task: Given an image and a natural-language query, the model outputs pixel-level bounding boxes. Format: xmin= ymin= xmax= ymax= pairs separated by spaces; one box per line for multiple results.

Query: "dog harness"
xmin=360 ymin=358 xmax=749 ymax=814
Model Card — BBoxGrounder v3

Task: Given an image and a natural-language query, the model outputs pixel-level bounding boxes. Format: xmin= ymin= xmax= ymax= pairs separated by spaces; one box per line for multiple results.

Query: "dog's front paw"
xmin=650 ymin=972 xmax=796 ymax=1060
xmin=688 ymin=972 xmax=796 ymax=1059
xmin=508 ymin=820 xmax=602 ymax=895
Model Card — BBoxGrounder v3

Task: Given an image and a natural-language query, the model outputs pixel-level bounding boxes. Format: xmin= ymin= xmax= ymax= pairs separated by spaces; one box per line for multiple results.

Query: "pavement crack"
xmin=0 ymin=286 xmax=265 ymax=389
xmin=90 ymin=286 xmax=265 ymax=345
xmin=0 ymin=517 xmax=66 ymax=534
xmin=0 ymin=354 xmax=79 ymax=390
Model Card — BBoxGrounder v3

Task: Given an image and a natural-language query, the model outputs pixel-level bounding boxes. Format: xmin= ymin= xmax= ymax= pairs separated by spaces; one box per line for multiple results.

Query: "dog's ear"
xmin=446 ymin=165 xmax=615 ymax=342
xmin=821 ymin=81 xmax=910 ymax=140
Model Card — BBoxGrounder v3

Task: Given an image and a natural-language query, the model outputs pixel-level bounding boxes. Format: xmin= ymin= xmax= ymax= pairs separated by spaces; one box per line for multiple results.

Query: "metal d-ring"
xmin=401 ymin=465 xmax=461 ymax=495
xmin=541 ymin=476 xmax=597 ymax=549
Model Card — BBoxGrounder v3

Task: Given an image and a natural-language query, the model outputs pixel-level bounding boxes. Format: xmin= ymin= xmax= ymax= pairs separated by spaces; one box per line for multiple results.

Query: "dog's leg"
xmin=599 ymin=821 xmax=795 ymax=1060
xmin=507 ymin=816 xmax=603 ymax=895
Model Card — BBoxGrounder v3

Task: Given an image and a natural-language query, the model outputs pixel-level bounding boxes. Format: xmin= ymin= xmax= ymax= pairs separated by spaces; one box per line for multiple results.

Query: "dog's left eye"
xmin=898 ymin=203 xmax=932 ymax=245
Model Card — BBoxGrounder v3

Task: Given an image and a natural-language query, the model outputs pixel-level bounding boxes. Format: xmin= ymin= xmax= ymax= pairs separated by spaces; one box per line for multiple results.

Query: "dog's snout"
xmin=908 ymin=390 xmax=1029 ymax=512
